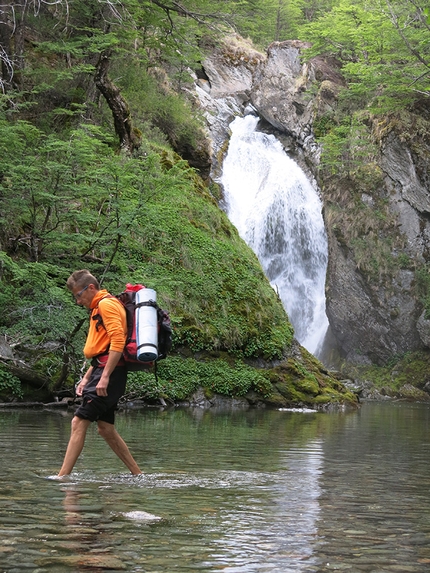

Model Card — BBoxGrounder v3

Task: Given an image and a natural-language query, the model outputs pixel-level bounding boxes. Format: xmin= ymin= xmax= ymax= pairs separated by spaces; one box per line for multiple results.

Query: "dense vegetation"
xmin=301 ymin=0 xmax=430 ymax=289
xmin=1 ymin=0 xmax=427 ymax=403
xmin=0 ymin=0 xmax=299 ymax=403
xmin=0 ymin=123 xmax=294 ymax=399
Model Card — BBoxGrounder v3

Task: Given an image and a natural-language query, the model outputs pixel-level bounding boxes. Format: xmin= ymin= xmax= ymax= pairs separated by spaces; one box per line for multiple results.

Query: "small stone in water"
xmin=122 ymin=510 xmax=162 ymax=522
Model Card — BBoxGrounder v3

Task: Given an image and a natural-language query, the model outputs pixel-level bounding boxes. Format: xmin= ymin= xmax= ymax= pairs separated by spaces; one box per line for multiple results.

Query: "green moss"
xmin=345 ymin=350 xmax=430 ymax=392
xmin=262 ymin=389 xmax=290 ymax=408
xmin=313 ymin=392 xmax=336 ymax=405
xmin=295 ymin=376 xmax=320 ymax=396
xmin=265 ymin=345 xmax=358 ymax=408
xmin=273 ymin=379 xmax=307 ymax=403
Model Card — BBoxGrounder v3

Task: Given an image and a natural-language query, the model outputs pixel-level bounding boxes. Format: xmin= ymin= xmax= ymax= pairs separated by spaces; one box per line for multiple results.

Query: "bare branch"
xmin=149 ymin=0 xmax=228 ymax=29
xmin=101 ymin=0 xmax=125 ymax=23
xmin=408 ymin=68 xmax=430 ymax=86
xmin=412 ymin=89 xmax=430 ymax=96
xmin=0 ymin=45 xmax=14 ymax=92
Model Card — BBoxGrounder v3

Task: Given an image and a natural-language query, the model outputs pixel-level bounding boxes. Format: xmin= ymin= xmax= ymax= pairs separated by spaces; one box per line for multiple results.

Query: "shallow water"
xmin=1 ymin=402 xmax=430 ymax=572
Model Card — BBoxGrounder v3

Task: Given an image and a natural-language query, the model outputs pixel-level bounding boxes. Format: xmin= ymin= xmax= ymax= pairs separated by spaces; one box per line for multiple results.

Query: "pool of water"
xmin=1 ymin=401 xmax=430 ymax=572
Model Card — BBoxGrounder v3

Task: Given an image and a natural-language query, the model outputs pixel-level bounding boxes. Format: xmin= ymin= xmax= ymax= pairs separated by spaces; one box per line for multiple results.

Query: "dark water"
xmin=1 ymin=402 xmax=430 ymax=572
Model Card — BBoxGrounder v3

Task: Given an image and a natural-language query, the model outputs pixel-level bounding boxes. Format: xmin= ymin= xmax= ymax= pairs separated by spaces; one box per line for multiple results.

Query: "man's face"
xmin=72 ymin=284 xmax=96 ymax=309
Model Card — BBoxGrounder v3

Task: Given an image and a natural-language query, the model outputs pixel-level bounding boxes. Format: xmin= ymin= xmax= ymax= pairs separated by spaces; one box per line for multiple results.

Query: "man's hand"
xmin=94 ymin=350 xmax=123 ymax=396
xmin=96 ymin=372 xmax=110 ymax=396
xmin=75 ymin=367 xmax=92 ymax=396
xmin=75 ymin=380 xmax=86 ymax=396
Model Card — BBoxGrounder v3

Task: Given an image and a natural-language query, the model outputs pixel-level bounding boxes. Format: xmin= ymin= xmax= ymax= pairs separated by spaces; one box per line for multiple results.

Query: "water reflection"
xmin=315 ymin=402 xmax=430 ymax=572
xmin=0 ymin=403 xmax=430 ymax=571
xmin=59 ymin=485 xmax=125 ymax=571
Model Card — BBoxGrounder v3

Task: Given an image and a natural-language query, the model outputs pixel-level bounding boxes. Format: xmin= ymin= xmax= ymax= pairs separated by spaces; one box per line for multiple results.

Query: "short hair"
xmin=66 ymin=269 xmax=100 ymax=292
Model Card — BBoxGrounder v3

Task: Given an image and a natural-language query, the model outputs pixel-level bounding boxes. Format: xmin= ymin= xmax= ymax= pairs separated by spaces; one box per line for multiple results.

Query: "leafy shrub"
xmin=0 ymin=366 xmax=23 ymax=399
xmin=416 ymin=264 xmax=430 ymax=318
xmin=126 ymin=358 xmax=200 ymax=402
xmin=0 ymin=252 xmax=88 ymax=384
xmin=125 ymin=357 xmax=272 ymax=402
xmin=197 ymin=360 xmax=271 ymax=397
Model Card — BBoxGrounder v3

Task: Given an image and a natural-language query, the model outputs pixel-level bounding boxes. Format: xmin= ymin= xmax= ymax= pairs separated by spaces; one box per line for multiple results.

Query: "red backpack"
xmin=92 ymin=284 xmax=172 ymax=371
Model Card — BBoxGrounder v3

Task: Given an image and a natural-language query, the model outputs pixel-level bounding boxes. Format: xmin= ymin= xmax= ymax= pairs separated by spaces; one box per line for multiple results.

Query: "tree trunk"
xmin=0 ymin=359 xmax=51 ymax=388
xmin=94 ymin=50 xmax=141 ymax=153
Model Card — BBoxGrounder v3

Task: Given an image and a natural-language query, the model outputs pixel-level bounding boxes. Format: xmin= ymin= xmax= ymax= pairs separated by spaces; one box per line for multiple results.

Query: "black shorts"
xmin=75 ymin=366 xmax=127 ymax=425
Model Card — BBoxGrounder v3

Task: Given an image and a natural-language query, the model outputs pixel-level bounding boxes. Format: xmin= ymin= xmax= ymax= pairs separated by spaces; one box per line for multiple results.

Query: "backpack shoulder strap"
xmin=91 ymin=294 xmax=116 ymax=331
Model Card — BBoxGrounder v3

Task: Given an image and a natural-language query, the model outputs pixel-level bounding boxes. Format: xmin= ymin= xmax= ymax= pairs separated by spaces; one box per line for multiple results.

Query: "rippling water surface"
xmin=1 ymin=402 xmax=430 ymax=572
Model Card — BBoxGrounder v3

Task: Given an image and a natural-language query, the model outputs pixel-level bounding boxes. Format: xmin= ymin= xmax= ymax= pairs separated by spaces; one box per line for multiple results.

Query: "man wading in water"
xmin=57 ymin=269 xmax=142 ymax=477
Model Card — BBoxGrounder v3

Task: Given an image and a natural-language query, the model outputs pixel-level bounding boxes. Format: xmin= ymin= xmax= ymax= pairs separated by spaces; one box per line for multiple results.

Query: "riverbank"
xmin=343 ymin=379 xmax=430 ymax=402
xmin=1 ymin=378 xmax=428 ymax=414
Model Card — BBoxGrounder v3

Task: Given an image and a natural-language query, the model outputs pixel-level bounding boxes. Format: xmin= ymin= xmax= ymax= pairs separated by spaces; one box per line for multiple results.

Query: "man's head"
xmin=67 ymin=270 xmax=100 ymax=308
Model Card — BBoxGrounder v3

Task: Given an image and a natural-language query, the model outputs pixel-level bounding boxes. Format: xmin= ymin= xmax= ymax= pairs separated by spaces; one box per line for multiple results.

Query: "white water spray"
xmin=220 ymin=115 xmax=329 ymax=355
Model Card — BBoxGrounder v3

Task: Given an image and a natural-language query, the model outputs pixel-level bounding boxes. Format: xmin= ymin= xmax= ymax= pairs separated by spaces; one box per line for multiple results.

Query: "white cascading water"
xmin=220 ymin=114 xmax=329 ymax=356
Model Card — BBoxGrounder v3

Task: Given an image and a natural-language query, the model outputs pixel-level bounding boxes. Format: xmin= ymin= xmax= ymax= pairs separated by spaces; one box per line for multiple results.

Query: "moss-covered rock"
xmin=339 ymin=349 xmax=430 ymax=403
xmin=261 ymin=343 xmax=358 ymax=409
xmin=396 ymin=384 xmax=430 ymax=402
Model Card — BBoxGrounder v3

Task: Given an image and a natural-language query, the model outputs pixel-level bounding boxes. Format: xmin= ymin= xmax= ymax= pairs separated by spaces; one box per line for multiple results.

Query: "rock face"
xmin=194 ymin=34 xmax=266 ymax=178
xmin=196 ymin=35 xmax=430 ymax=366
xmin=251 ymin=40 xmax=319 ymax=161
xmin=381 ymin=131 xmax=430 ymax=260
xmin=326 ymin=239 xmax=422 ymax=364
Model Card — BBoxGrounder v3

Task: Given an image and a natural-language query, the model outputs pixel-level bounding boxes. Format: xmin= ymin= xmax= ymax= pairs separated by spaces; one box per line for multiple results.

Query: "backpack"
xmin=93 ymin=283 xmax=172 ymax=371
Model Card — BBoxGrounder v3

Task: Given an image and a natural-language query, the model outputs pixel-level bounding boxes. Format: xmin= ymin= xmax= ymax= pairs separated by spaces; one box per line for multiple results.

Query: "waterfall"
xmin=220 ymin=114 xmax=329 ymax=356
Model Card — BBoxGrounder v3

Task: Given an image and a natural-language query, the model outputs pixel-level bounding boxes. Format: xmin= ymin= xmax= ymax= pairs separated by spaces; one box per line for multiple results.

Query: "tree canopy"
xmin=1 ymin=0 xmax=427 ymax=121
xmin=300 ymin=0 xmax=429 ymax=109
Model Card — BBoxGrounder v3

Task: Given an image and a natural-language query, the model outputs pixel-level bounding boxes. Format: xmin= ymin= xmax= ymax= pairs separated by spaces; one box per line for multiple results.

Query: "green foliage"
xmin=317 ymin=112 xmax=380 ymax=176
xmin=300 ymin=0 xmax=430 ymax=109
xmin=114 ymin=61 xmax=207 ymax=154
xmin=198 ymin=360 xmax=272 ymax=397
xmin=125 ymin=356 xmax=272 ymax=401
xmin=217 ymin=0 xmax=337 ymax=47
xmin=313 ymin=113 xmax=336 ymax=139
xmin=415 ymin=265 xmax=430 ymax=318
xmin=0 ymin=115 xmax=293 ymax=389
xmin=0 ymin=116 xmax=154 ymax=265
xmin=2 ymin=0 xmax=428 ymax=120
xmin=126 ymin=359 xmax=200 ymax=402
xmin=0 ymin=366 xmax=23 ymax=400
xmin=0 ymin=252 xmax=88 ymax=379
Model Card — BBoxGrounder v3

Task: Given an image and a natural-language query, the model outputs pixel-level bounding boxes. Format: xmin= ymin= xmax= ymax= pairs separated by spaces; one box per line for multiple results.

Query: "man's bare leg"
xmin=58 ymin=416 xmax=92 ymax=476
xmin=97 ymin=420 xmax=142 ymax=475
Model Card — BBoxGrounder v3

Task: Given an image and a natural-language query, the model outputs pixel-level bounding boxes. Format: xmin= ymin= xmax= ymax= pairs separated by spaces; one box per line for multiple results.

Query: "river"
xmin=1 ymin=401 xmax=430 ymax=572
